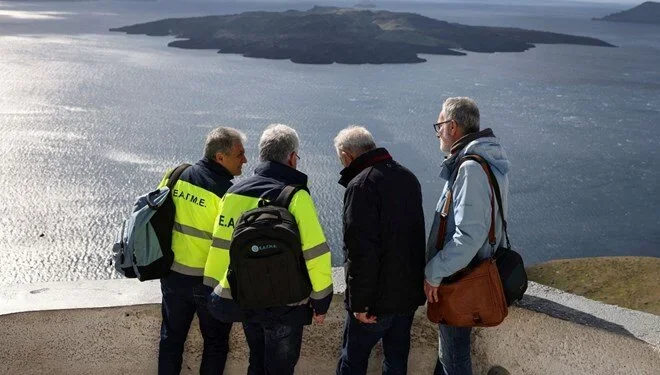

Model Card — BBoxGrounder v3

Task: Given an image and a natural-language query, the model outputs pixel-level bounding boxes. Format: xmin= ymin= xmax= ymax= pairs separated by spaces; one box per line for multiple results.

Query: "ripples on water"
xmin=0 ymin=1 xmax=659 ymax=286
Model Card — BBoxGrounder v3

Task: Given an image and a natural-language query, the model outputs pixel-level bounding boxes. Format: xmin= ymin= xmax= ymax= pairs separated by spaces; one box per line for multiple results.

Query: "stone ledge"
xmin=1 ymin=269 xmax=659 ymax=374
xmin=1 ymin=269 xmax=658 ymax=349
xmin=0 ymin=268 xmax=346 ymax=316
xmin=522 ymin=282 xmax=660 ymax=349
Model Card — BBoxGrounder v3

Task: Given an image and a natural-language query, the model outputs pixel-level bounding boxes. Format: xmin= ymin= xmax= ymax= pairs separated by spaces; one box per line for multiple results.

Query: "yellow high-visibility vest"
xmin=204 ymin=189 xmax=332 ymax=301
xmin=158 ymin=164 xmax=230 ymax=276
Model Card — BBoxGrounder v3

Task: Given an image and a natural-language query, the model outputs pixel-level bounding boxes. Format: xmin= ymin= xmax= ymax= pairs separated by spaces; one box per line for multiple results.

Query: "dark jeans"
xmin=336 ymin=311 xmax=416 ymax=375
xmin=242 ymin=321 xmax=304 ymax=375
xmin=159 ymin=271 xmax=233 ymax=375
xmin=433 ymin=324 xmax=473 ymax=375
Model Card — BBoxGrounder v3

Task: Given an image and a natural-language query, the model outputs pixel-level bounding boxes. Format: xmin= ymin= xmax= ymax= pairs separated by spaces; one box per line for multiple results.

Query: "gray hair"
xmin=334 ymin=125 xmax=376 ymax=157
xmin=442 ymin=97 xmax=480 ymax=134
xmin=259 ymin=124 xmax=300 ymax=163
xmin=204 ymin=127 xmax=246 ymax=159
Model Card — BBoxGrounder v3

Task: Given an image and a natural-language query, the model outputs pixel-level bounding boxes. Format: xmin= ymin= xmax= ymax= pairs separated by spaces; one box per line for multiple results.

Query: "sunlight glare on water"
xmin=0 ymin=1 xmax=659 ymax=286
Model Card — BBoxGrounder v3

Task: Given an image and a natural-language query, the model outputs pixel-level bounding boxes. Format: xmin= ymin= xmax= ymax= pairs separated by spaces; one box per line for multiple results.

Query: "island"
xmin=354 ymin=1 xmax=377 ymax=9
xmin=594 ymin=1 xmax=660 ymax=25
xmin=110 ymin=6 xmax=615 ymax=65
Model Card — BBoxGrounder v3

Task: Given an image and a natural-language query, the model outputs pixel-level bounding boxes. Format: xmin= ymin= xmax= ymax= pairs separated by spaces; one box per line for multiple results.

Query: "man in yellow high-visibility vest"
xmin=158 ymin=127 xmax=247 ymax=375
xmin=204 ymin=124 xmax=333 ymax=375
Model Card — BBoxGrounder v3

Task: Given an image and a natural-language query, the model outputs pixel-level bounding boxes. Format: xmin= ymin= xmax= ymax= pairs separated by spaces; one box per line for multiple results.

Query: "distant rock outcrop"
xmin=110 ymin=6 xmax=615 ymax=65
xmin=354 ymin=1 xmax=377 ymax=8
xmin=594 ymin=1 xmax=660 ymax=25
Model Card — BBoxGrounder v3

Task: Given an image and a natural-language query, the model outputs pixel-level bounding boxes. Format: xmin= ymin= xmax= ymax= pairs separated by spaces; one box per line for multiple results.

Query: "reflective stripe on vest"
xmin=310 ymin=284 xmax=333 ymax=300
xmin=173 ymin=222 xmax=213 ymax=240
xmin=203 ymin=276 xmax=219 ymax=289
xmin=211 ymin=237 xmax=231 ymax=249
xmin=303 ymin=242 xmax=330 ymax=260
xmin=171 ymin=261 xmax=204 ymax=276
xmin=217 ymin=285 xmax=233 ymax=299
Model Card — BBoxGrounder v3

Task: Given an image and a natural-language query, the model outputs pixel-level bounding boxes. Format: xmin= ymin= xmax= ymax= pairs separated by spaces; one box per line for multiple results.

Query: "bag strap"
xmin=465 ymin=155 xmax=511 ymax=249
xmin=435 ymin=155 xmax=510 ymax=251
xmin=166 ymin=163 xmax=192 ymax=190
xmin=272 ymin=185 xmax=307 ymax=209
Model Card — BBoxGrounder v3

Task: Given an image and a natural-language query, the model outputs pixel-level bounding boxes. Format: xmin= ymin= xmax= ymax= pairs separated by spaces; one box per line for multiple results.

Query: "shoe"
xmin=487 ymin=365 xmax=511 ymax=375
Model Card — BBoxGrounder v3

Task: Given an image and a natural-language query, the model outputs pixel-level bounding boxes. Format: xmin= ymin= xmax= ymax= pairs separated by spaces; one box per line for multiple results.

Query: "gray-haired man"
xmin=205 ymin=124 xmax=333 ymax=375
xmin=334 ymin=126 xmax=426 ymax=375
xmin=425 ymin=98 xmax=510 ymax=375
xmin=158 ymin=127 xmax=247 ymax=375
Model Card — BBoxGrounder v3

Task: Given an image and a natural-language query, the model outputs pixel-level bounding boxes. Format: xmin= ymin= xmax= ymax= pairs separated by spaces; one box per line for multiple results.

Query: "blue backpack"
xmin=112 ymin=164 xmax=190 ymax=281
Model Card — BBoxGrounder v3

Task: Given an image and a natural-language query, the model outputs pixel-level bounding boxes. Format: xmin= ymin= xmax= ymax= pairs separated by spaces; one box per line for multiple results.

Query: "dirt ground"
xmin=527 ymin=256 xmax=660 ymax=315
xmin=2 ymin=294 xmax=659 ymax=375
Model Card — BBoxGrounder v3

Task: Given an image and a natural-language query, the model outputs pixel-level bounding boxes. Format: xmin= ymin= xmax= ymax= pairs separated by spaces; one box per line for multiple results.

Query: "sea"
xmin=0 ymin=0 xmax=658 ymax=286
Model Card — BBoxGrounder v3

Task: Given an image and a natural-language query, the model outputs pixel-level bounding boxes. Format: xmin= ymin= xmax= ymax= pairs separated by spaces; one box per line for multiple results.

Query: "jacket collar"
xmin=254 ymin=161 xmax=308 ymax=187
xmin=198 ymin=157 xmax=234 ymax=180
xmin=449 ymin=128 xmax=495 ymax=156
xmin=441 ymin=128 xmax=495 ymax=179
xmin=338 ymin=147 xmax=392 ymax=187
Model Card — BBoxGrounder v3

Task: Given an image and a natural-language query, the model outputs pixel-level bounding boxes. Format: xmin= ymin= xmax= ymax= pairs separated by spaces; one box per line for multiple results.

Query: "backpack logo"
xmin=251 ymin=244 xmax=277 ymax=253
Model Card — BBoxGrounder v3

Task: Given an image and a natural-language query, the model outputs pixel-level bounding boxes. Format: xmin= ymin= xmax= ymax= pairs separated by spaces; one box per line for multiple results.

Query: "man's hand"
xmin=424 ymin=280 xmax=440 ymax=303
xmin=313 ymin=312 xmax=326 ymax=324
xmin=353 ymin=312 xmax=377 ymax=324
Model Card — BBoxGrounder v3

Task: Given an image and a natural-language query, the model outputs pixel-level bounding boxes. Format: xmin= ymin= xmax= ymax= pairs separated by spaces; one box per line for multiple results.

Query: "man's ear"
xmin=340 ymin=150 xmax=353 ymax=167
xmin=448 ymin=120 xmax=461 ymax=137
xmin=215 ymin=152 xmax=225 ymax=164
xmin=287 ymin=152 xmax=296 ymax=168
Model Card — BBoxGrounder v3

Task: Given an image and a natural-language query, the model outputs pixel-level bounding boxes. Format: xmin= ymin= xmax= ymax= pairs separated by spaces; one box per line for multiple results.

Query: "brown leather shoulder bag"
xmin=427 ymin=155 xmax=508 ymax=327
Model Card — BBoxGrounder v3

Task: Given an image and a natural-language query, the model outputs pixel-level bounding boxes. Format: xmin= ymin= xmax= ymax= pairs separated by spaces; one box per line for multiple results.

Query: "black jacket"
xmin=339 ymin=148 xmax=426 ymax=315
xmin=179 ymin=157 xmax=234 ymax=199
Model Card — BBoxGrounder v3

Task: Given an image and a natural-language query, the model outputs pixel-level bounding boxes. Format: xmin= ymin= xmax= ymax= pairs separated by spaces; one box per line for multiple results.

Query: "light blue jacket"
xmin=425 ymin=129 xmax=510 ymax=286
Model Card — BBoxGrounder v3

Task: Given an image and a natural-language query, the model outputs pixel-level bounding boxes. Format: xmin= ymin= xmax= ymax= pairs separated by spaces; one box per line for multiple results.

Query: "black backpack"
xmin=227 ymin=185 xmax=312 ymax=309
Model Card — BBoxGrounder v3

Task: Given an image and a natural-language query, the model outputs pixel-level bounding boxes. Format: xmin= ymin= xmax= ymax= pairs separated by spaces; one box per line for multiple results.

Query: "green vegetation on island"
xmin=110 ymin=6 xmax=615 ymax=65
xmin=594 ymin=1 xmax=660 ymax=25
xmin=527 ymin=256 xmax=660 ymax=316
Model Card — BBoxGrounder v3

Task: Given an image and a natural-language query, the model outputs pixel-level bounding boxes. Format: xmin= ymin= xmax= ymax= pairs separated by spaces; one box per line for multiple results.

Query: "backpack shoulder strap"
xmin=272 ymin=185 xmax=308 ymax=208
xmin=166 ymin=163 xmax=192 ymax=190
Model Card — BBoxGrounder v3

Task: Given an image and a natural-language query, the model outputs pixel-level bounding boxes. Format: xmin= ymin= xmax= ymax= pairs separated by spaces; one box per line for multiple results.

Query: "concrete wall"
xmin=1 ymin=272 xmax=659 ymax=374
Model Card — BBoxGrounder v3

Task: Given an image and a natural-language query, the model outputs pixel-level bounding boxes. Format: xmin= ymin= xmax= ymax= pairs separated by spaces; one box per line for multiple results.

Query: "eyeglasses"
xmin=433 ymin=119 xmax=453 ymax=133
xmin=295 ymin=152 xmax=300 ymax=161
